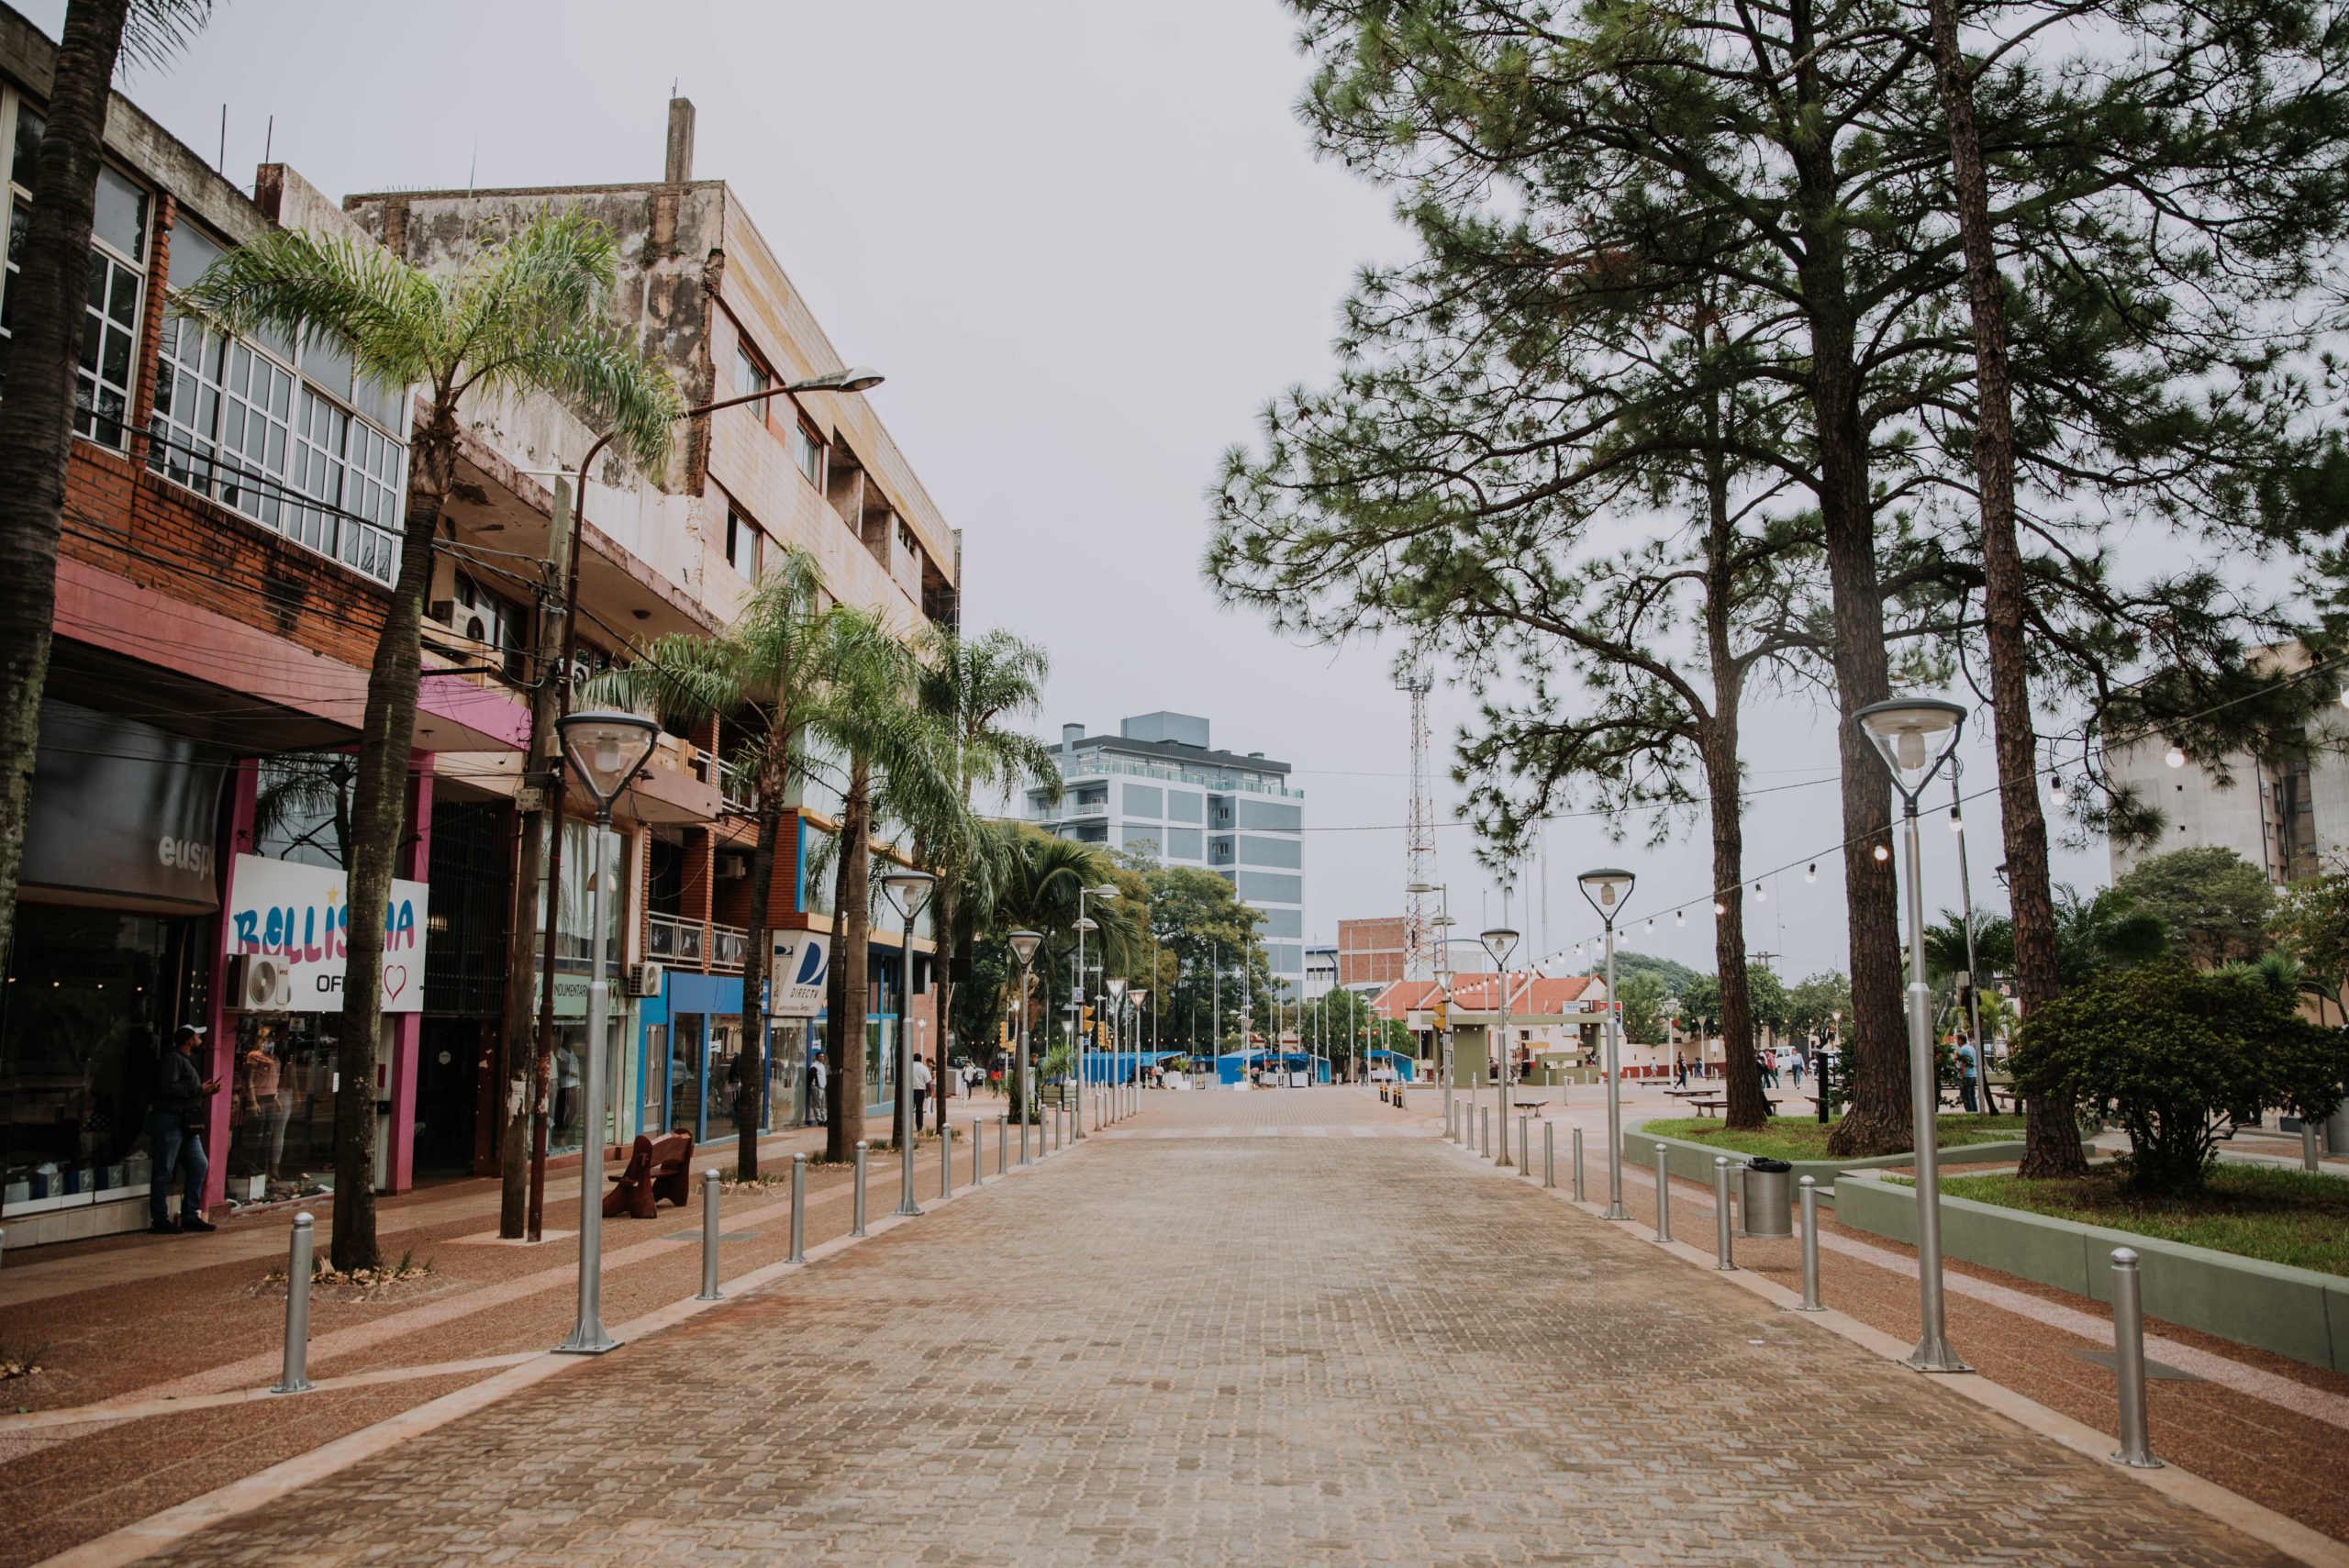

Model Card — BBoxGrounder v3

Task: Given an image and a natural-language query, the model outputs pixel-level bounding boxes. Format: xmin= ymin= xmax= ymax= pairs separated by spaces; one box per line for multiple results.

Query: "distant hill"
xmin=1606 ymin=951 xmax=1704 ymax=995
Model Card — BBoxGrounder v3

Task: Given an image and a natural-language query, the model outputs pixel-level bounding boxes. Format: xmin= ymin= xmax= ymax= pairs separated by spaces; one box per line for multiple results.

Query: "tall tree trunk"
xmin=1787 ymin=2 xmax=1909 ymax=1157
xmin=1700 ymin=722 xmax=1769 ymax=1130
xmin=823 ymin=761 xmax=872 ymax=1160
xmin=735 ymin=801 xmax=779 ymax=1179
xmin=1925 ymin=0 xmax=2082 ymax=1177
xmin=1698 ymin=362 xmax=1770 ymax=1132
xmin=495 ymin=530 xmax=566 ymax=1236
xmin=334 ymin=412 xmax=455 ymax=1270
xmin=0 ymin=0 xmax=128 ymax=966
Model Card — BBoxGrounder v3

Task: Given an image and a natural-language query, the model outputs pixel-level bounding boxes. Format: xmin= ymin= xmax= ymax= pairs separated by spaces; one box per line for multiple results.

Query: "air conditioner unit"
xmin=462 ymin=614 xmax=490 ymax=642
xmin=428 ymin=598 xmax=455 ymax=626
xmin=228 ymin=952 xmax=294 ymax=1012
xmin=715 ymin=853 xmax=750 ymax=881
xmin=628 ymin=962 xmax=664 ymax=999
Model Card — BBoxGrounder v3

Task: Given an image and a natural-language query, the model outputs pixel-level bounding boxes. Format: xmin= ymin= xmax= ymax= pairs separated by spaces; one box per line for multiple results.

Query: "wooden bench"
xmin=1687 ymin=1096 xmax=1777 ymax=1118
xmin=1513 ymin=1099 xmax=1546 ymax=1116
xmin=605 ymin=1130 xmax=695 ymax=1219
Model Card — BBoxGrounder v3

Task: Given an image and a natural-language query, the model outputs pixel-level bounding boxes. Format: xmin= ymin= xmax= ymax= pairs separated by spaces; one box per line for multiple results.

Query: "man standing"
xmin=807 ymin=1046 xmax=828 ymax=1128
xmin=1954 ymin=1031 xmax=1979 ymax=1113
xmin=149 ymin=1025 xmax=219 ymax=1235
xmin=910 ymin=1052 xmax=933 ymax=1134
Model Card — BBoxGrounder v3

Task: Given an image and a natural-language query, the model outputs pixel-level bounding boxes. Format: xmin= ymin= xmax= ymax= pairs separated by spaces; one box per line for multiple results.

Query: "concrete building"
xmin=1029 ymin=712 xmax=1307 ymax=994
xmin=2104 ymin=644 xmax=2347 ymax=887
xmin=0 ymin=57 xmax=950 ymax=1246
xmin=1372 ymin=973 xmax=1611 ymax=1076
xmin=1336 ymin=916 xmax=1408 ymax=989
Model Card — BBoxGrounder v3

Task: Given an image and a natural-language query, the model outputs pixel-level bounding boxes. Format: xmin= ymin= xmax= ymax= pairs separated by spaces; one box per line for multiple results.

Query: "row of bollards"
xmin=265 ymin=1106 xmax=1080 ymax=1400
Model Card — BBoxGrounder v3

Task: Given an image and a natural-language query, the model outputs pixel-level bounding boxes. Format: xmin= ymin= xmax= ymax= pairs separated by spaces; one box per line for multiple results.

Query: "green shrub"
xmin=2010 ymin=962 xmax=2349 ymax=1196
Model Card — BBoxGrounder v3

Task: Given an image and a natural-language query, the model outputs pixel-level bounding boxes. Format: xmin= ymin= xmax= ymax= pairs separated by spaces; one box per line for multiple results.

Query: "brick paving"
xmin=121 ymin=1086 xmax=2292 ymax=1568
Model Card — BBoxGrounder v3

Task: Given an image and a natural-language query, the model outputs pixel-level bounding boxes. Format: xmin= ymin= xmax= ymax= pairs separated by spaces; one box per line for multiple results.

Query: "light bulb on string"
xmin=1874 ymin=843 xmax=1890 ymax=862
xmin=1645 ymin=917 xmax=1655 ymax=933
xmin=1949 ymin=810 xmax=1964 ymax=833
xmin=1713 ymin=900 xmax=1726 ymax=915
xmin=1753 ymin=882 xmax=1765 ymax=900
xmin=2050 ymin=776 xmax=2067 ymax=806
xmin=2165 ymin=746 xmax=2187 ymax=769
xmin=1805 ymin=863 xmax=1817 ymax=884
xmin=1675 ymin=910 xmax=1686 ymax=927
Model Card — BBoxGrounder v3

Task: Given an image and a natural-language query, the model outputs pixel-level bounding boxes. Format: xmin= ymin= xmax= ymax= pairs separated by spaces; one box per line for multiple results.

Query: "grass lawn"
xmin=1936 ymin=1164 xmax=2349 ymax=1276
xmin=1641 ymin=1113 xmax=2027 ymax=1162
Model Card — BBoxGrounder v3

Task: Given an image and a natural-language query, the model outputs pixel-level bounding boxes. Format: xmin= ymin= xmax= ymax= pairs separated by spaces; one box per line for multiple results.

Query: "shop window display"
xmin=0 ymin=910 xmax=197 ymax=1214
xmin=223 ymin=1014 xmax=337 ymax=1202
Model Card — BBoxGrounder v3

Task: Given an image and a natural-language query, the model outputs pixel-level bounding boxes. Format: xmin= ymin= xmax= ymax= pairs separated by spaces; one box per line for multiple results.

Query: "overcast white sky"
xmin=50 ymin=0 xmax=2118 ymax=978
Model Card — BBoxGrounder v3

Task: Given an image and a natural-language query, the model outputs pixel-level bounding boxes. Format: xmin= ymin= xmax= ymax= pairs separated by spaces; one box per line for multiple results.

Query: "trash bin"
xmin=1741 ymin=1157 xmax=1794 ymax=1239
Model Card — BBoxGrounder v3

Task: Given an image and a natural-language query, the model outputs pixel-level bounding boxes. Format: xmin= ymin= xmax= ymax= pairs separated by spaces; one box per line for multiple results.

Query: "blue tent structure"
xmin=1214 ymin=1050 xmax=1332 ymax=1085
xmin=1078 ymin=1050 xmax=1184 ymax=1084
xmin=1368 ymin=1048 xmax=1418 ymax=1081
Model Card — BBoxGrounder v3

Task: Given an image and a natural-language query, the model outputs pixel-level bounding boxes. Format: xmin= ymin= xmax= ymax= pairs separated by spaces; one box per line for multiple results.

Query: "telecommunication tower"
xmin=1398 ymin=661 xmax=1435 ymax=982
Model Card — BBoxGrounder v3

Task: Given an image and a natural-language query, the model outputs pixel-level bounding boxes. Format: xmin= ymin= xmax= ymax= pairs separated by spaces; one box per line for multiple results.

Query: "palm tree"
xmin=808 ymin=610 xmax=964 ymax=1160
xmin=2051 ymin=885 xmax=2168 ymax=988
xmin=0 ymin=0 xmax=214 ymax=974
xmin=983 ymin=827 xmax=1138 ymax=1122
xmin=585 ymin=547 xmax=838 ymax=1183
xmin=916 ymin=627 xmax=1059 ymax=1068
xmin=180 ymin=209 xmax=679 ymax=1268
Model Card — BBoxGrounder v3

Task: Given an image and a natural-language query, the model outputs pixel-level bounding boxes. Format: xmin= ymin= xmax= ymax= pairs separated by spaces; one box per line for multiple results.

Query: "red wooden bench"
xmin=605 ymin=1130 xmax=695 ymax=1218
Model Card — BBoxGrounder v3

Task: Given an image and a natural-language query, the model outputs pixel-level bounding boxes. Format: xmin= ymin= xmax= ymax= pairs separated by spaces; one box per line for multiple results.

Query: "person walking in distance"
xmin=807 ymin=1046 xmax=828 ymax=1128
xmin=911 ymin=1052 xmax=933 ymax=1135
xmin=149 ymin=1025 xmax=219 ymax=1234
xmin=1954 ymin=1031 xmax=1980 ymax=1113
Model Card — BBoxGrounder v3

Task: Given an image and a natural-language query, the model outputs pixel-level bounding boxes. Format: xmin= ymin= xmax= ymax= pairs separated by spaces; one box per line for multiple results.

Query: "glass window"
xmin=726 ymin=506 xmax=763 ymax=578
xmin=1164 ymin=789 xmax=1204 ymax=824
xmin=92 ymin=163 xmax=145 ymax=259
xmin=1121 ymin=784 xmax=1163 ymax=818
xmin=10 ymin=100 xmax=39 ymax=190
xmin=1236 ymin=871 xmax=1302 ymax=904
xmin=1238 ymin=833 xmax=1302 ymax=870
xmin=787 ymin=419 xmax=825 ymax=489
xmin=1119 ymin=826 xmax=1163 ymax=854
xmin=73 ymin=242 xmax=140 ymax=447
xmin=735 ymin=346 xmax=769 ymax=416
xmin=1162 ymin=826 xmax=1203 ymax=861
xmin=800 ymin=826 xmax=837 ymax=916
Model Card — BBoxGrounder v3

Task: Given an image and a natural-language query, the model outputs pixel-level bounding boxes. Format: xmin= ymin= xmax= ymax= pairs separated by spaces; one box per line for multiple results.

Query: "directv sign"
xmin=769 ymin=930 xmax=830 ymax=1018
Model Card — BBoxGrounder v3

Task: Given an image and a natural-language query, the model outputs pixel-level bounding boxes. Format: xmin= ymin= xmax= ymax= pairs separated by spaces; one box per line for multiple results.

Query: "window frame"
xmin=144 ymin=210 xmax=411 ymax=588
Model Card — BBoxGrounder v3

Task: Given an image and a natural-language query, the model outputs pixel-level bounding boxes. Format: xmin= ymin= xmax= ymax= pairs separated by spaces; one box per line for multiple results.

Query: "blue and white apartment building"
xmin=1030 ymin=714 xmax=1307 ymax=995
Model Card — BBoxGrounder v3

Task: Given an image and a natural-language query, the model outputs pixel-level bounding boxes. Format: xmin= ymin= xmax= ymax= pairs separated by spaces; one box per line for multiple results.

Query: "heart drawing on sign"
xmin=384 ymin=965 xmax=407 ymax=999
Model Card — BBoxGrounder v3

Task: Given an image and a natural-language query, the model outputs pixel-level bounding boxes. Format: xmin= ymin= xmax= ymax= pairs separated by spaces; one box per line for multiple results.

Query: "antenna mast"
xmin=1398 ymin=659 xmax=1436 ymax=983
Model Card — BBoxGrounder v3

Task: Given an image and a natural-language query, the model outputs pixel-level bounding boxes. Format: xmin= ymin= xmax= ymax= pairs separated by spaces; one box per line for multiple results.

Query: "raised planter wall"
xmin=1624 ymin=1120 xmax=2039 ymax=1195
xmin=1835 ymin=1172 xmax=2349 ymax=1374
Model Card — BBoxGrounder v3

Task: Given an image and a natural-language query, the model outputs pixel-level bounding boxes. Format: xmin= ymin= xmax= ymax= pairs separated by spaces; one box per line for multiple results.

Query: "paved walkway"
xmin=119 ymin=1087 xmax=2295 ymax=1567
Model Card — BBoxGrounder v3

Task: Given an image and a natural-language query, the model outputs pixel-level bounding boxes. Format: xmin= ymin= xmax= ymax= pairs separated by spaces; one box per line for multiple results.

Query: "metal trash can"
xmin=1741 ymin=1157 xmax=1794 ymax=1239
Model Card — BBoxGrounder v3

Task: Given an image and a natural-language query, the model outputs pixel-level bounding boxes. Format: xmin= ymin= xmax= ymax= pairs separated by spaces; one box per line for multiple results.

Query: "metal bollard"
xmin=1057 ymin=1103 xmax=1065 ymax=1151
xmin=696 ymin=1169 xmax=723 ymax=1300
xmin=999 ymin=1113 xmax=1010 ymax=1173
xmin=1519 ymin=1115 xmax=1531 ymax=1177
xmin=1396 ymin=1084 xmax=1406 ymax=1114
xmin=1572 ymin=1127 xmax=1586 ymax=1202
xmin=787 ymin=1153 xmax=807 ymax=1263
xmin=271 ymin=1212 xmax=316 ymax=1395
xmin=1481 ymin=1105 xmax=1491 ymax=1157
xmin=1712 ymin=1157 xmax=1736 ymax=1269
xmin=1798 ymin=1176 xmax=1823 ymax=1310
xmin=1543 ymin=1121 xmax=1556 ymax=1189
xmin=2304 ymin=1122 xmax=2321 ymax=1173
xmin=1654 ymin=1143 xmax=1672 ymax=1243
xmin=941 ymin=1123 xmax=954 ymax=1199
xmin=2110 ymin=1248 xmax=2162 ymax=1468
xmin=973 ymin=1117 xmax=984 ymax=1186
xmin=852 ymin=1141 xmax=869 ymax=1236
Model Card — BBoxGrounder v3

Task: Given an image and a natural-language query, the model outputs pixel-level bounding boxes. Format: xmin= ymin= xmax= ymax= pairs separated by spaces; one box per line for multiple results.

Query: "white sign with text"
xmin=224 ymin=853 xmax=430 ymax=1014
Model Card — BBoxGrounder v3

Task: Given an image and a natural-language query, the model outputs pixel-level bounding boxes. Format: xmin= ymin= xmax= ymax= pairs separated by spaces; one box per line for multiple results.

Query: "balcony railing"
xmin=646 ymin=914 xmax=705 ymax=967
xmin=710 ymin=922 xmax=748 ymax=974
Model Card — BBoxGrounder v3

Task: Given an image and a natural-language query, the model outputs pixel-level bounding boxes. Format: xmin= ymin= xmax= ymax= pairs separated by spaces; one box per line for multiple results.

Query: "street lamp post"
xmin=1131 ymin=988 xmax=1150 ymax=1105
xmin=1855 ymin=695 xmax=1971 ymax=1373
xmin=1007 ymin=931 xmax=1041 ymax=1164
xmin=530 ymin=368 xmax=884 ymax=1240
xmin=1106 ymin=976 xmax=1128 ymax=1122
xmin=882 ymin=869 xmax=937 ymax=1218
xmin=551 ymin=711 xmax=659 ymax=1355
xmin=1478 ymin=926 xmax=1520 ymax=1166
xmin=1578 ymin=869 xmax=1636 ymax=1220
xmin=1073 ymin=884 xmax=1118 ymax=1132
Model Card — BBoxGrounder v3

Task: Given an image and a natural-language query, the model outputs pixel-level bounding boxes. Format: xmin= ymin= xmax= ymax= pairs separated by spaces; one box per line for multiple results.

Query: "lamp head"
xmin=1854 ymin=696 xmax=1965 ymax=798
xmin=881 ymin=867 xmax=937 ymax=919
xmin=790 ymin=366 xmax=885 ymax=395
xmin=1130 ymin=989 xmax=1148 ymax=1007
xmin=555 ymin=710 xmax=659 ymax=809
xmin=1479 ymin=927 xmax=1520 ymax=962
xmin=1576 ymin=866 xmax=1635 ymax=920
xmin=1106 ymin=976 xmax=1128 ymax=1003
xmin=1007 ymin=929 xmax=1042 ymax=966
xmin=1074 ymin=916 xmax=1098 ymax=933
xmin=1091 ymin=884 xmax=1120 ymax=898
xmin=1406 ymin=882 xmax=1442 ymax=894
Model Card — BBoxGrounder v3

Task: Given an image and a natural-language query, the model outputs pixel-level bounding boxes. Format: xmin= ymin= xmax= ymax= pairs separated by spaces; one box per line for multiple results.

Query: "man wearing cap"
xmin=148 ymin=1024 xmax=220 ymax=1234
